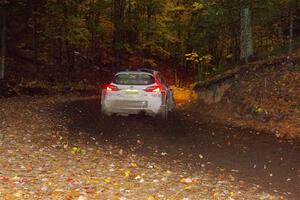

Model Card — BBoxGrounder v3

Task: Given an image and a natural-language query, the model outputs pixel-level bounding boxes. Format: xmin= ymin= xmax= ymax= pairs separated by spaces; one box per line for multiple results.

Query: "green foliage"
xmin=290 ymin=64 xmax=300 ymax=72
xmin=44 ymin=0 xmax=90 ymax=46
xmin=6 ymin=0 xmax=300 ymax=80
xmin=185 ymin=53 xmax=212 ymax=64
xmin=22 ymin=79 xmax=94 ymax=93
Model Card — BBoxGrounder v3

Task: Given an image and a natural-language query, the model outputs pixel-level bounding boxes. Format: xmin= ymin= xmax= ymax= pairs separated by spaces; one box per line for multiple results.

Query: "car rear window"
xmin=113 ymin=73 xmax=155 ymax=85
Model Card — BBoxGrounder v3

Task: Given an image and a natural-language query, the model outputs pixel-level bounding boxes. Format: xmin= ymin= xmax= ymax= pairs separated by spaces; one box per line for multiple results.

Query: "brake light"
xmin=145 ymin=85 xmax=162 ymax=93
xmin=103 ymin=84 xmax=118 ymax=91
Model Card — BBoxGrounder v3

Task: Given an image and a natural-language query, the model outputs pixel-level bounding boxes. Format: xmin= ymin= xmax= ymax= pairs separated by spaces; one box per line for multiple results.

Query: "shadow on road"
xmin=56 ymin=97 xmax=300 ymax=199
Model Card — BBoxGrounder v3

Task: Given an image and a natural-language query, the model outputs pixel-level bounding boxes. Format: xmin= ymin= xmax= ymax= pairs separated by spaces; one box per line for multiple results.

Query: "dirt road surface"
xmin=0 ymin=95 xmax=299 ymax=199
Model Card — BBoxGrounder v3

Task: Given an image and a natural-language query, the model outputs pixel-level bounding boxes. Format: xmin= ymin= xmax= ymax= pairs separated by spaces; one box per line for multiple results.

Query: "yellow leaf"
xmin=91 ymin=178 xmax=100 ymax=184
xmin=71 ymin=147 xmax=81 ymax=154
xmin=230 ymin=192 xmax=235 ymax=197
xmin=181 ymin=178 xmax=192 ymax=183
xmin=184 ymin=185 xmax=192 ymax=190
xmin=131 ymin=163 xmax=138 ymax=168
xmin=147 ymin=195 xmax=156 ymax=200
xmin=213 ymin=191 xmax=219 ymax=198
xmin=4 ymin=194 xmax=13 ymax=200
xmin=113 ymin=181 xmax=120 ymax=186
xmin=104 ymin=177 xmax=111 ymax=183
xmin=52 ymin=190 xmax=64 ymax=197
xmin=68 ymin=190 xmax=80 ymax=198
xmin=192 ymin=2 xmax=203 ymax=10
xmin=12 ymin=176 xmax=20 ymax=181
xmin=14 ymin=191 xmax=22 ymax=198
xmin=125 ymin=169 xmax=130 ymax=177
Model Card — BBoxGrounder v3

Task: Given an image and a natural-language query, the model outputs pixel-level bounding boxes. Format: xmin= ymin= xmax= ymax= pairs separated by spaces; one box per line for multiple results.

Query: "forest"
xmin=1 ymin=1 xmax=300 ymax=199
xmin=0 ymin=0 xmax=300 ymax=85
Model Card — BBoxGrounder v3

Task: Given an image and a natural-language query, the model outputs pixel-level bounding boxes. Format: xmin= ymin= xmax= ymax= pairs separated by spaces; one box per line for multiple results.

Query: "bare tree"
xmin=1 ymin=3 xmax=6 ymax=79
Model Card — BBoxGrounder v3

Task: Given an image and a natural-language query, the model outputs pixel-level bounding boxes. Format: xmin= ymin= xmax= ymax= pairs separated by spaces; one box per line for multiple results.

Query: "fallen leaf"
xmin=104 ymin=177 xmax=112 ymax=183
xmin=181 ymin=178 xmax=192 ymax=184
xmin=213 ymin=191 xmax=219 ymax=198
xmin=131 ymin=163 xmax=137 ymax=168
xmin=125 ymin=170 xmax=130 ymax=177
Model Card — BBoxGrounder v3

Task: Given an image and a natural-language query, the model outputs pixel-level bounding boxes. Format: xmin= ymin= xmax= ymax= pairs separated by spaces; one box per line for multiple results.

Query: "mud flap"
xmin=101 ymin=104 xmax=112 ymax=116
xmin=159 ymin=104 xmax=168 ymax=120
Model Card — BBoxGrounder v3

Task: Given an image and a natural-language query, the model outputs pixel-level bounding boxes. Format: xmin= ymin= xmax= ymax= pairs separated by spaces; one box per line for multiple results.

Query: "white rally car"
xmin=101 ymin=69 xmax=175 ymax=119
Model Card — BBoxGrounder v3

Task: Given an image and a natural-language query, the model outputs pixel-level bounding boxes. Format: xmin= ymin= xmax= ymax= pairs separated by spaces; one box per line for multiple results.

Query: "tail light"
xmin=144 ymin=85 xmax=162 ymax=93
xmin=103 ymin=84 xmax=118 ymax=91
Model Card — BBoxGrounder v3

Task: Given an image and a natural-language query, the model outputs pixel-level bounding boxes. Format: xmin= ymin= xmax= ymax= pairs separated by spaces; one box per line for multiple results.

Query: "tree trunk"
xmin=113 ymin=0 xmax=126 ymax=46
xmin=288 ymin=10 xmax=294 ymax=53
xmin=1 ymin=9 xmax=6 ymax=80
xmin=146 ymin=4 xmax=152 ymax=42
xmin=29 ymin=0 xmax=38 ymax=70
xmin=240 ymin=7 xmax=253 ymax=64
xmin=112 ymin=0 xmax=126 ymax=69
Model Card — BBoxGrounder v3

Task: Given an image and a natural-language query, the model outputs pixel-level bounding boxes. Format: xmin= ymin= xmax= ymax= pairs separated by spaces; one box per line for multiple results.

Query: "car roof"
xmin=116 ymin=68 xmax=158 ymax=75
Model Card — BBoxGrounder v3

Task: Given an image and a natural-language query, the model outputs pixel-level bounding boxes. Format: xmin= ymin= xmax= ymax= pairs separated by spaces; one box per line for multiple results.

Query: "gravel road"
xmin=0 ymin=95 xmax=299 ymax=199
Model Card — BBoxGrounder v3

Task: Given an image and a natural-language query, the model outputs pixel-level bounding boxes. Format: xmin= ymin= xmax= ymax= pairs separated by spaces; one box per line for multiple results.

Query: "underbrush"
xmin=18 ymin=80 xmax=97 ymax=96
xmin=190 ymin=50 xmax=300 ymax=138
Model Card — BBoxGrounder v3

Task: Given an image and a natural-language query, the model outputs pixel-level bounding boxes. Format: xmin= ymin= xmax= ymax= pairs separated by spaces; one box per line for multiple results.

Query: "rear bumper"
xmin=101 ymin=98 xmax=163 ymax=115
xmin=102 ymin=107 xmax=159 ymax=116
